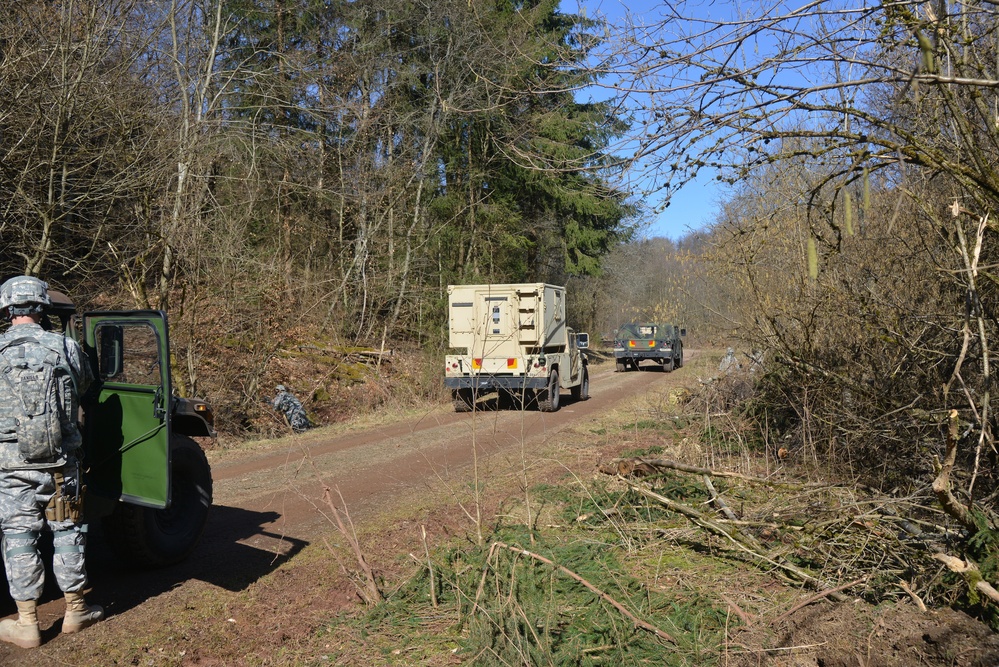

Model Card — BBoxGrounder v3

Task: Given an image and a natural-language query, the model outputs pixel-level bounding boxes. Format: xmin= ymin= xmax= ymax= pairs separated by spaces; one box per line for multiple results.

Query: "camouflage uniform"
xmin=718 ymin=347 xmax=741 ymax=374
xmin=272 ymin=386 xmax=312 ymax=433
xmin=0 ymin=320 xmax=94 ymax=601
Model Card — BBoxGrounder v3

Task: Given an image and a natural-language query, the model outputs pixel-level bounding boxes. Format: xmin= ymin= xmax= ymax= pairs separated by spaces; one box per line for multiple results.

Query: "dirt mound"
xmin=734 ymin=601 xmax=999 ymax=666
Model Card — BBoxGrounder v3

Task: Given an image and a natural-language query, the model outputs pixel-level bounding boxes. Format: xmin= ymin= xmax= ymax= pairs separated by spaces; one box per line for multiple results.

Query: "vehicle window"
xmin=97 ymin=323 xmax=161 ymax=385
xmin=637 ymin=325 xmax=655 ymax=338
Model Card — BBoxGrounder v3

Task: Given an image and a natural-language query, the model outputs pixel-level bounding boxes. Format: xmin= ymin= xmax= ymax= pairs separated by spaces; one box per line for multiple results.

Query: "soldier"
xmin=0 ymin=276 xmax=103 ymax=648
xmin=272 ymin=384 xmax=313 ymax=433
xmin=718 ymin=347 xmax=741 ymax=374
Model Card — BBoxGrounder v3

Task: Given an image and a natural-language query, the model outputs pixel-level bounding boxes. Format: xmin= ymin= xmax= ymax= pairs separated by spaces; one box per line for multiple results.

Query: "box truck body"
xmin=444 ymin=283 xmax=588 ymax=412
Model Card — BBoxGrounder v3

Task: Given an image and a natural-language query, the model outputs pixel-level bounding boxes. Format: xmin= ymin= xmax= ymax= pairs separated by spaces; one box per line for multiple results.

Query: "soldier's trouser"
xmin=0 ymin=468 xmax=88 ymax=601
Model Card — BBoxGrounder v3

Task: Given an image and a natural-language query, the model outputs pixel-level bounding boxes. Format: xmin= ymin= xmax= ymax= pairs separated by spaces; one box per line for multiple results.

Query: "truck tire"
xmin=537 ymin=370 xmax=561 ymax=412
xmin=102 ymin=435 xmax=213 ymax=567
xmin=615 ymin=361 xmax=626 ymax=372
xmin=571 ymin=367 xmax=589 ymax=401
xmin=453 ymin=388 xmax=474 ymax=412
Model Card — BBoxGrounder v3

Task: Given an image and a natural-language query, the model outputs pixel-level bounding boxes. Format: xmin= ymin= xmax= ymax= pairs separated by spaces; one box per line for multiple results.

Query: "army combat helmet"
xmin=0 ymin=275 xmax=51 ymax=319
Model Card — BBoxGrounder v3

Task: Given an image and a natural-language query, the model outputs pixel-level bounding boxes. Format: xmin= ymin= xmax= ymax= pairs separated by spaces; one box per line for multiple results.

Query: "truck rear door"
xmin=82 ymin=311 xmax=171 ymax=509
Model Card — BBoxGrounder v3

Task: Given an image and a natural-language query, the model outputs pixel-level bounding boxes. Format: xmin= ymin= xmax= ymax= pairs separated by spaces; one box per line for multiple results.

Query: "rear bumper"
xmin=614 ymin=349 xmax=673 ymax=361
xmin=445 ymin=375 xmax=548 ymax=391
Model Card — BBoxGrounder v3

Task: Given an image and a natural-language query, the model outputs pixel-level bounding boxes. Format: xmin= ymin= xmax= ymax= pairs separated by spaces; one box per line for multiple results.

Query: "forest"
xmin=2 ymin=0 xmax=999 ymax=619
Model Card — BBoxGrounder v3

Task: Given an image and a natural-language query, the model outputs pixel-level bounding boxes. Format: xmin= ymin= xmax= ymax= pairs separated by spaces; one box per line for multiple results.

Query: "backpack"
xmin=0 ymin=335 xmax=72 ymax=465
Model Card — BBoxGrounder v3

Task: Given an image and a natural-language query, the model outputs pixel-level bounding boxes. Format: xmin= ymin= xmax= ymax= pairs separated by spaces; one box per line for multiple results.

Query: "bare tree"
xmin=595 ymin=1 xmax=999 ymax=514
xmin=0 ymin=0 xmax=158 ymax=287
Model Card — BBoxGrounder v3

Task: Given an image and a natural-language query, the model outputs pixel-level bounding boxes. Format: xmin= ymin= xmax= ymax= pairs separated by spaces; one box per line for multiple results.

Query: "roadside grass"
xmin=312 ymin=360 xmax=763 ymax=665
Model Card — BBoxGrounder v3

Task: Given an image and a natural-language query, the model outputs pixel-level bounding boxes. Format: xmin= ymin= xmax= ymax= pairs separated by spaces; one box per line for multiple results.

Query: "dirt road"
xmin=0 ymin=354 xmax=696 ymax=663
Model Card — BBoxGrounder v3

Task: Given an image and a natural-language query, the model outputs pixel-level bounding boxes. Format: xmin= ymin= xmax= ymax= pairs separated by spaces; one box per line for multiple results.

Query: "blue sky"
xmin=633 ymin=172 xmax=721 ymax=241
xmin=561 ymin=0 xmax=723 ymax=240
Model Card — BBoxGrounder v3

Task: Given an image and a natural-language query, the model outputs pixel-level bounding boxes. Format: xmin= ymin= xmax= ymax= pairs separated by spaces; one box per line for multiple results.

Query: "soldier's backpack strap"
xmin=0 ymin=334 xmax=77 ymax=394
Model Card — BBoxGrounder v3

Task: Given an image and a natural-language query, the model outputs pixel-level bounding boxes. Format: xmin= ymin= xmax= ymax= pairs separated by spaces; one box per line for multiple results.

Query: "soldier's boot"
xmin=62 ymin=591 xmax=103 ymax=634
xmin=0 ymin=599 xmax=41 ymax=648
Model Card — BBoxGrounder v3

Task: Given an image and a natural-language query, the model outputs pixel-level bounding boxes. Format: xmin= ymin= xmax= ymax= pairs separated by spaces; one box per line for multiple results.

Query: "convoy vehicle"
xmin=613 ymin=322 xmax=685 ymax=372
xmin=46 ymin=291 xmax=214 ymax=567
xmin=444 ymin=283 xmax=589 ymax=412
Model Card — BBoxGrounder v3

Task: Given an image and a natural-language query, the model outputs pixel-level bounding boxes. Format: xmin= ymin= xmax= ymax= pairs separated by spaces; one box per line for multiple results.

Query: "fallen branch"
xmin=771 ymin=577 xmax=867 ymax=625
xmin=321 ymin=485 xmax=383 ymax=604
xmin=898 ymin=580 xmax=927 ymax=612
xmin=478 ymin=541 xmax=676 ymax=643
xmin=932 ymin=552 xmax=999 ymax=604
xmin=719 ymin=592 xmax=755 ymax=625
xmin=625 ymin=478 xmax=848 ymax=601
xmin=601 ymin=457 xmax=821 ymax=489
xmin=703 ymin=474 xmax=738 ymax=521
xmin=931 ymin=410 xmax=977 ymax=533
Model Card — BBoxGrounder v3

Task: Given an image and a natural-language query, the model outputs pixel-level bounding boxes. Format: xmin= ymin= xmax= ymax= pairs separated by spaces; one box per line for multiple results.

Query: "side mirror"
xmin=576 ymin=332 xmax=589 ymax=349
xmin=97 ymin=324 xmax=124 ymax=380
xmin=680 ymin=328 xmax=687 ymax=337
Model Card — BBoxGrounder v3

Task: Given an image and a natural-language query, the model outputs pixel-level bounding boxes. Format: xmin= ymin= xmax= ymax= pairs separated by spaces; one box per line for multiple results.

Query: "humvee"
xmin=44 ymin=291 xmax=214 ymax=567
xmin=613 ymin=322 xmax=684 ymax=372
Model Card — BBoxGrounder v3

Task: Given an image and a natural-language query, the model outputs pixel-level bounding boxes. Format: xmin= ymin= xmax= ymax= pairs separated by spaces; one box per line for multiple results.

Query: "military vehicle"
xmin=445 ymin=283 xmax=589 ymax=412
xmin=44 ymin=291 xmax=215 ymax=567
xmin=613 ymin=322 xmax=685 ymax=372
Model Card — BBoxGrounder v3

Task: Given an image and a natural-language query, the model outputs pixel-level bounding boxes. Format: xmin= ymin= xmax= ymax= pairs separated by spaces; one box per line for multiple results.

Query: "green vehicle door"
xmin=82 ymin=311 xmax=171 ymax=509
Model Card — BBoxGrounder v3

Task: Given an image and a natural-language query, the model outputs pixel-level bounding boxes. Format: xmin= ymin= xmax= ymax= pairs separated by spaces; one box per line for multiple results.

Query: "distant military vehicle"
xmin=45 ymin=292 xmax=215 ymax=567
xmin=613 ymin=322 xmax=684 ymax=372
xmin=445 ymin=283 xmax=589 ymax=412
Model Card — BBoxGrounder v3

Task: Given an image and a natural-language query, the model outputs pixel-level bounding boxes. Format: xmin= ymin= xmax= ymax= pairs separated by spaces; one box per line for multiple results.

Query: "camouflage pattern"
xmin=272 ymin=388 xmax=312 ymax=433
xmin=0 ymin=465 xmax=87 ymax=600
xmin=719 ymin=347 xmax=741 ymax=373
xmin=0 ymin=323 xmax=93 ymax=470
xmin=0 ymin=322 xmax=93 ymax=601
xmin=0 ymin=276 xmax=50 ymax=314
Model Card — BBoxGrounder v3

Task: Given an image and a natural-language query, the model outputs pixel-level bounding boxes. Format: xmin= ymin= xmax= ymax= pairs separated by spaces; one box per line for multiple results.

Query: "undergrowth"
xmin=317 ymin=361 xmax=999 ymax=665
xmin=339 ymin=477 xmax=736 ymax=666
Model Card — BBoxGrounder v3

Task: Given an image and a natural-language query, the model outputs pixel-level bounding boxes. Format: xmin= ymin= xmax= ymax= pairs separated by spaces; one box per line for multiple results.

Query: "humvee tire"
xmin=538 ymin=370 xmax=560 ymax=412
xmin=453 ymin=388 xmax=474 ymax=412
xmin=102 ymin=435 xmax=212 ymax=567
xmin=571 ymin=367 xmax=589 ymax=401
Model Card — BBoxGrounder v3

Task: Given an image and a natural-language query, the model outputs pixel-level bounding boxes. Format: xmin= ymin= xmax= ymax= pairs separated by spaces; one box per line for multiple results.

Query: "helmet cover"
xmin=0 ymin=275 xmax=51 ymax=316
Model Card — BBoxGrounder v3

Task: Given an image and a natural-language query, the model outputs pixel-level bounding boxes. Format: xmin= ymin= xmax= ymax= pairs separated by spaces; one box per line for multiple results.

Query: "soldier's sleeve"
xmin=65 ymin=336 xmax=93 ymax=396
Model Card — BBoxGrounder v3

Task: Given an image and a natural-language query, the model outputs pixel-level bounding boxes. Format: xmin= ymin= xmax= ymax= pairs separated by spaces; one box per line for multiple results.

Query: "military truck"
xmin=445 ymin=283 xmax=589 ymax=412
xmin=44 ymin=291 xmax=214 ymax=567
xmin=613 ymin=322 xmax=685 ymax=372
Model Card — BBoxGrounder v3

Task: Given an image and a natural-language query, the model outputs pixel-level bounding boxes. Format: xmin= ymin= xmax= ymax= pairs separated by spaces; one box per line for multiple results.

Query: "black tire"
xmin=453 ymin=388 xmax=474 ymax=412
xmin=571 ymin=367 xmax=589 ymax=401
xmin=537 ymin=370 xmax=561 ymax=412
xmin=615 ymin=361 xmax=626 ymax=372
xmin=663 ymin=358 xmax=674 ymax=372
xmin=102 ymin=435 xmax=213 ymax=567
xmin=677 ymin=348 xmax=683 ymax=368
